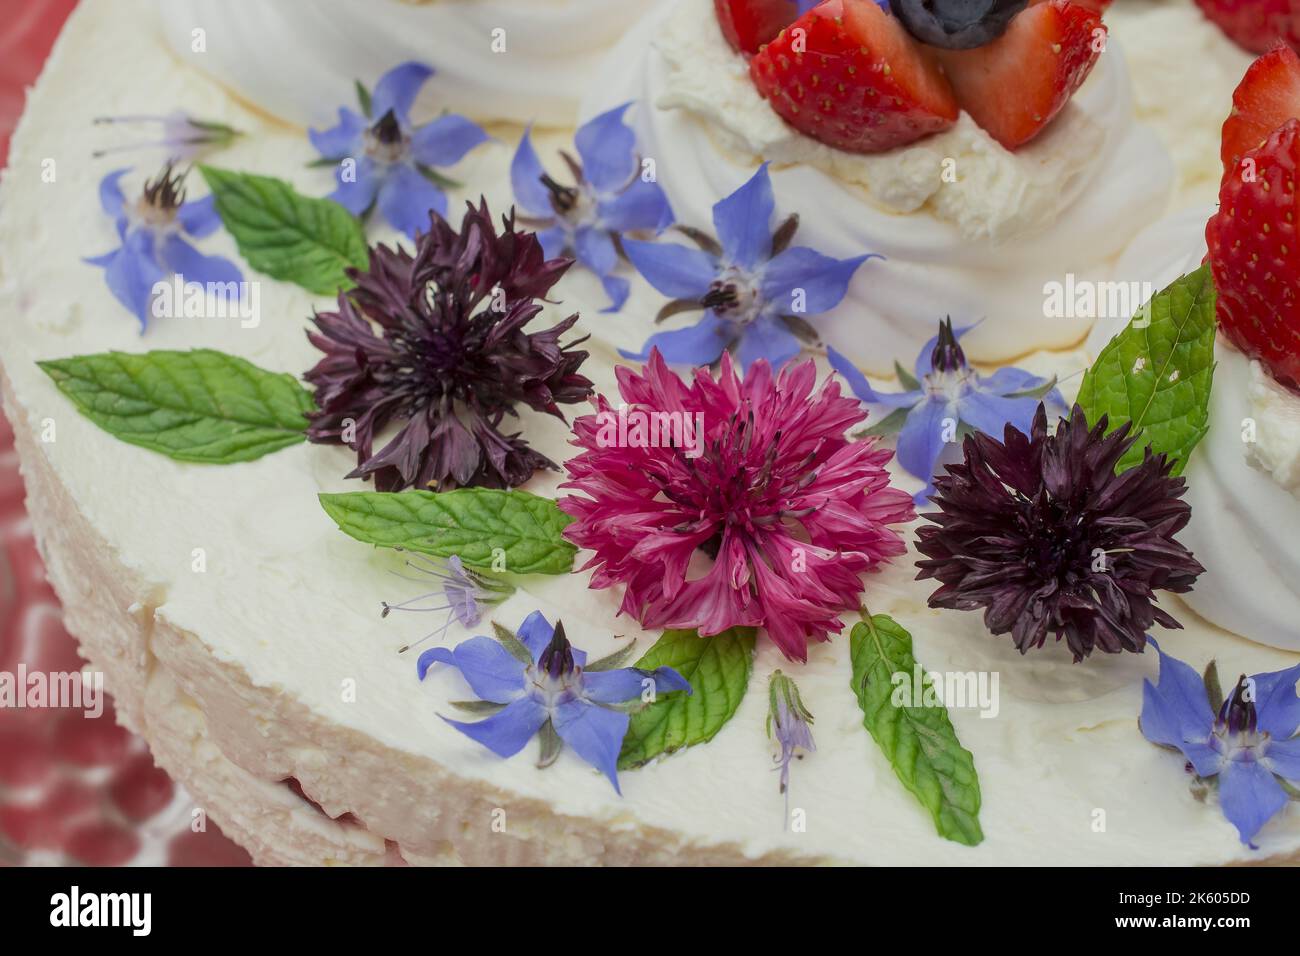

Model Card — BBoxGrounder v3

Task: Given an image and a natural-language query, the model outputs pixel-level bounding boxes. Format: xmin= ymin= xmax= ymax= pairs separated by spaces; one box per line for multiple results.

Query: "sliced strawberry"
xmin=935 ymin=1 xmax=1103 ymax=150
xmin=1221 ymin=44 xmax=1300 ymax=179
xmin=750 ymin=0 xmax=958 ymax=153
xmin=1207 ymin=117 xmax=1300 ymax=394
xmin=715 ymin=0 xmax=805 ymax=54
xmin=1194 ymin=0 xmax=1300 ymax=55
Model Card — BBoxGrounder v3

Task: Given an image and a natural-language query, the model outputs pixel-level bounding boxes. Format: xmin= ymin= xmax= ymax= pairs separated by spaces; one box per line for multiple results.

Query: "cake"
xmin=2 ymin=0 xmax=1300 ymax=867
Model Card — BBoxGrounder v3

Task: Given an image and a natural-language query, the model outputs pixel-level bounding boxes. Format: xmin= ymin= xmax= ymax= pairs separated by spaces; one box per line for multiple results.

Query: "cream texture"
xmin=158 ymin=0 xmax=665 ymax=128
xmin=582 ymin=0 xmax=1176 ymax=372
xmin=1088 ymin=210 xmax=1300 ymax=654
xmin=1246 ymin=361 xmax=1300 ymax=495
xmin=1105 ymin=0 xmax=1254 ymax=209
xmin=1 ymin=0 xmax=1299 ymax=865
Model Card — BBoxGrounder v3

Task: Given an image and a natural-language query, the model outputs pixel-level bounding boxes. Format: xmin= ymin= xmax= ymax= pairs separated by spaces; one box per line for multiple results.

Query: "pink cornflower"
xmin=559 ymin=350 xmax=915 ymax=662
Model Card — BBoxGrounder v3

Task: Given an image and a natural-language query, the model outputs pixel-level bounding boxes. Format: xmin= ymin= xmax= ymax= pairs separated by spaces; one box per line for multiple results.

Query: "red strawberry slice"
xmin=1221 ymin=44 xmax=1300 ymax=179
xmin=1207 ymin=117 xmax=1300 ymax=394
xmin=750 ymin=0 xmax=958 ymax=153
xmin=1194 ymin=0 xmax=1300 ymax=55
xmin=716 ymin=0 xmax=805 ymax=55
xmin=934 ymin=1 xmax=1104 ymax=150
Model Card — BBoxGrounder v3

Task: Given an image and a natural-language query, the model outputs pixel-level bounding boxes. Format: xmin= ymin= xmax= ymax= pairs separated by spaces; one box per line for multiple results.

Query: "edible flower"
xmin=382 ymin=554 xmax=515 ymax=652
xmin=767 ymin=669 xmax=816 ymax=822
xmin=1141 ymin=641 xmax=1300 ymax=848
xmin=309 ymin=62 xmax=489 ymax=238
xmin=86 ymin=161 xmax=242 ymax=329
xmin=419 ymin=611 xmax=690 ymax=793
xmin=830 ymin=318 xmax=1064 ymax=503
xmin=92 ymin=111 xmax=241 ymax=161
xmin=621 ymin=164 xmax=876 ymax=370
xmin=560 ymin=350 xmax=914 ymax=662
xmin=511 ymin=102 xmax=673 ymax=312
xmin=305 ymin=199 xmax=593 ymax=491
xmin=915 ymin=404 xmax=1205 ymax=661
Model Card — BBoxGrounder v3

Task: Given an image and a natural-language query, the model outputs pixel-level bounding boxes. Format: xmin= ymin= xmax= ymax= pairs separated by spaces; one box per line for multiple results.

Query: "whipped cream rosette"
xmin=159 ymin=0 xmax=665 ymax=127
xmin=1088 ymin=208 xmax=1300 ymax=654
xmin=580 ymin=0 xmax=1175 ymax=373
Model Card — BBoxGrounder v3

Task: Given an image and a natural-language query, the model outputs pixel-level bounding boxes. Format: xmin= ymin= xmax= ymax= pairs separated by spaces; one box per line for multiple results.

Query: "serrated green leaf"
xmin=850 ymin=612 xmax=983 ymax=846
xmin=1075 ymin=265 xmax=1217 ymax=475
xmin=318 ymin=489 xmax=577 ymax=576
xmin=199 ymin=166 xmax=368 ymax=296
xmin=618 ymin=627 xmax=755 ymax=770
xmin=38 ymin=349 xmax=312 ymax=464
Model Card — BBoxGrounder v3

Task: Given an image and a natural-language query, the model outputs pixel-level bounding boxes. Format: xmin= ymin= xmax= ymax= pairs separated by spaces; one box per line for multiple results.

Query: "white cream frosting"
xmin=2 ymin=0 xmax=1299 ymax=865
xmin=1246 ymin=361 xmax=1300 ymax=494
xmin=656 ymin=0 xmax=1104 ymax=241
xmin=157 ymin=0 xmax=665 ymax=128
xmin=1104 ymin=0 xmax=1254 ymax=209
xmin=1089 ymin=208 xmax=1300 ymax=654
xmin=581 ymin=0 xmax=1175 ymax=373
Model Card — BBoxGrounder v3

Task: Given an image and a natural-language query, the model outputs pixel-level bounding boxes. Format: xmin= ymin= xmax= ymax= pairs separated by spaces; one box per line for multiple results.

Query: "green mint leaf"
xmin=37 ymin=349 xmax=312 ymax=464
xmin=618 ymin=627 xmax=755 ymax=770
xmin=199 ymin=166 xmax=368 ymax=296
xmin=317 ymin=489 xmax=577 ymax=576
xmin=1075 ymin=265 xmax=1217 ymax=475
xmin=850 ymin=612 xmax=983 ymax=846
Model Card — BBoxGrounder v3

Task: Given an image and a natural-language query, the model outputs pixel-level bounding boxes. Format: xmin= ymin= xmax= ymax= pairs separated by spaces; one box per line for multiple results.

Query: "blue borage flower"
xmin=767 ymin=670 xmax=815 ymax=823
xmin=1141 ymin=640 xmax=1300 ymax=848
xmin=86 ymin=161 xmax=242 ymax=330
xmin=419 ymin=611 xmax=690 ymax=793
xmin=92 ymin=111 xmax=241 ymax=162
xmin=382 ymin=554 xmax=514 ymax=653
xmin=620 ymin=163 xmax=876 ymax=371
xmin=511 ymin=102 xmax=673 ymax=313
xmin=830 ymin=318 xmax=1064 ymax=504
xmin=309 ymin=62 xmax=489 ymax=238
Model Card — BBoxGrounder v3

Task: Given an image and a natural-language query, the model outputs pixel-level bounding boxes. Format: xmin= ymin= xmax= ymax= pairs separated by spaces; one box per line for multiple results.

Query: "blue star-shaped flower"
xmin=830 ymin=318 xmax=1064 ymax=504
xmin=511 ymin=102 xmax=673 ymax=313
xmin=419 ymin=611 xmax=690 ymax=793
xmin=86 ymin=163 xmax=242 ymax=330
xmin=309 ymin=62 xmax=489 ymax=238
xmin=620 ymin=163 xmax=876 ymax=371
xmin=1141 ymin=640 xmax=1300 ymax=848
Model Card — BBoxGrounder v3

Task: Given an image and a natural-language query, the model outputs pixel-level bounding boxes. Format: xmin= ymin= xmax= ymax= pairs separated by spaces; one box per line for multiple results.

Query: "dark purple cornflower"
xmin=305 ymin=199 xmax=593 ymax=491
xmin=915 ymin=404 xmax=1205 ymax=661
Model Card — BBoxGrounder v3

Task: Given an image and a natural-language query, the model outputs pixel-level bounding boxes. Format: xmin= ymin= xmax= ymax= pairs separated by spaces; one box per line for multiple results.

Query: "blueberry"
xmin=890 ymin=0 xmax=1028 ymax=50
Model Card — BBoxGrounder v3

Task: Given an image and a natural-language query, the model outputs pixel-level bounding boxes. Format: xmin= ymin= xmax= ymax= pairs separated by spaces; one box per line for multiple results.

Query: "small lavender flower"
xmin=621 ymin=163 xmax=876 ymax=371
xmin=1141 ymin=640 xmax=1300 ymax=848
xmin=830 ymin=318 xmax=1064 ymax=504
xmin=92 ymin=112 xmax=241 ymax=162
xmin=309 ymin=62 xmax=489 ymax=238
xmin=511 ymin=102 xmax=673 ymax=312
xmin=85 ymin=161 xmax=242 ymax=329
xmin=382 ymin=554 xmax=514 ymax=653
xmin=419 ymin=611 xmax=690 ymax=793
xmin=767 ymin=670 xmax=815 ymax=824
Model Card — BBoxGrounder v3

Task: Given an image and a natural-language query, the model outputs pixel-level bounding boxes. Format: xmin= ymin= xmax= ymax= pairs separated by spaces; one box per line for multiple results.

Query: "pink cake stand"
xmin=0 ymin=0 xmax=250 ymax=867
